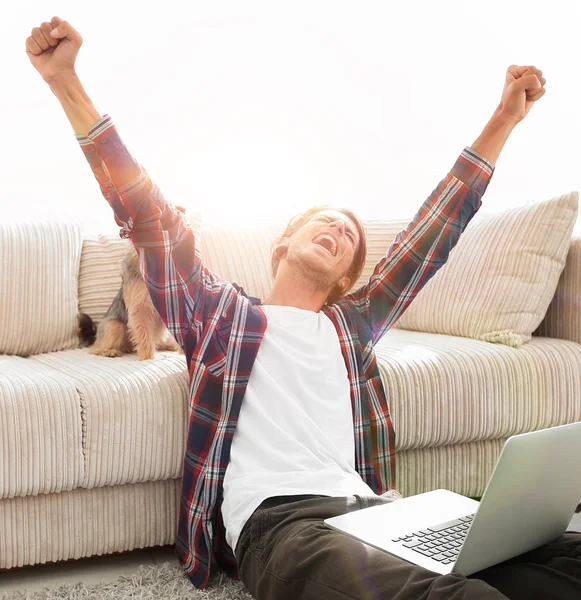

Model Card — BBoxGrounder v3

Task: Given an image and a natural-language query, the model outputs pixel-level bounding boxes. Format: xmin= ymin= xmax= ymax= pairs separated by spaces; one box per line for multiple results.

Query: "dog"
xmin=78 ymin=205 xmax=187 ymax=360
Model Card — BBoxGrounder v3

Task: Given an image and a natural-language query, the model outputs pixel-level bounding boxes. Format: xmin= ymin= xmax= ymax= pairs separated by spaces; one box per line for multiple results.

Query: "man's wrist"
xmin=48 ymin=71 xmax=102 ymax=137
xmin=490 ymin=104 xmax=521 ymax=130
xmin=47 ymin=70 xmax=81 ymax=94
xmin=470 ymin=107 xmax=518 ymax=168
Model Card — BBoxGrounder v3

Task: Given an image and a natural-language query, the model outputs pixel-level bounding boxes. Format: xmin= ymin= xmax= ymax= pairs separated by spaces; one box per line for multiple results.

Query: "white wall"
xmin=4 ymin=0 xmax=580 ymax=235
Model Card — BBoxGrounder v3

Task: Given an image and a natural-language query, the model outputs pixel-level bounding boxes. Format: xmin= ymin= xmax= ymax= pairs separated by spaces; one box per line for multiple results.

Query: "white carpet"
xmin=0 ymin=563 xmax=253 ymax=600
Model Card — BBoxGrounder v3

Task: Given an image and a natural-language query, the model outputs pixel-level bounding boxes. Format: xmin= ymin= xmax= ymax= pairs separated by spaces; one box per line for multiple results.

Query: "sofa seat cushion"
xmin=28 ymin=349 xmax=188 ymax=489
xmin=375 ymin=328 xmax=581 ymax=451
xmin=0 ymin=355 xmax=84 ymax=499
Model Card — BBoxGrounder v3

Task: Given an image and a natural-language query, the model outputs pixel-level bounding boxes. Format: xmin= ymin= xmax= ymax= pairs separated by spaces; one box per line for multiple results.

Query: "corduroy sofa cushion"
xmin=393 ymin=192 xmax=579 ymax=347
xmin=0 ymin=222 xmax=82 ymax=356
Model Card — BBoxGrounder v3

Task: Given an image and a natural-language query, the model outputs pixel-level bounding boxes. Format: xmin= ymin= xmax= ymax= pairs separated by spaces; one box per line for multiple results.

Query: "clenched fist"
xmin=25 ymin=17 xmax=82 ymax=84
xmin=498 ymin=65 xmax=547 ymax=124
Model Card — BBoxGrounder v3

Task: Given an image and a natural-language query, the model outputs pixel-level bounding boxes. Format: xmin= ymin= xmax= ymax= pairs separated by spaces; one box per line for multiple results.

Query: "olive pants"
xmin=235 ymin=494 xmax=581 ymax=599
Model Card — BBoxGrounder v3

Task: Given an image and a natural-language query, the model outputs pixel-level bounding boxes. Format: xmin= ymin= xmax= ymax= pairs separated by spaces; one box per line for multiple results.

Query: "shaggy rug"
xmin=0 ymin=562 xmax=253 ymax=600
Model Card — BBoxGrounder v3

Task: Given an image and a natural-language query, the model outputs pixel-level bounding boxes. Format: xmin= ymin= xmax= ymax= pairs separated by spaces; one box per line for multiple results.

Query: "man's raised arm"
xmin=26 ymin=18 xmax=99 ymax=135
xmin=346 ymin=65 xmax=547 ymax=345
xmin=25 ymin=17 xmax=223 ymax=349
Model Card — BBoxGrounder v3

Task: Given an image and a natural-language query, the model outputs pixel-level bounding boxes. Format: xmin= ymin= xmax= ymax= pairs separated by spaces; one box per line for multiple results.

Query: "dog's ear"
xmin=175 ymin=205 xmax=187 ymax=214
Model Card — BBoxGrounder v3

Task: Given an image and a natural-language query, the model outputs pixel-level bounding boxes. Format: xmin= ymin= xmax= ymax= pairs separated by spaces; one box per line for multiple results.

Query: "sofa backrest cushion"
xmin=78 ymin=212 xmax=202 ymax=326
xmin=350 ymin=220 xmax=412 ymax=292
xmin=77 ymin=235 xmax=132 ymax=326
xmin=199 ymin=216 xmax=290 ymax=300
xmin=0 ymin=222 xmax=83 ymax=356
xmin=393 ymin=191 xmax=579 ymax=347
xmin=535 ymin=237 xmax=581 ymax=344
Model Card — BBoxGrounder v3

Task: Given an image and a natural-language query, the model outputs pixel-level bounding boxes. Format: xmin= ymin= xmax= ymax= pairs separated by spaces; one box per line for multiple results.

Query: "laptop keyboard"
xmin=391 ymin=514 xmax=475 ymax=565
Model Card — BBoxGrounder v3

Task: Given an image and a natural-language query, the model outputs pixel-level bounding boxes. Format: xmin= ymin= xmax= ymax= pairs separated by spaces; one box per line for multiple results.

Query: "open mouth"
xmin=312 ymin=234 xmax=338 ymax=257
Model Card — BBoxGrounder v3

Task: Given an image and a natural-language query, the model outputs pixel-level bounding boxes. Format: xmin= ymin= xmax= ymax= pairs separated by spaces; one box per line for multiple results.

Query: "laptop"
xmin=324 ymin=421 xmax=581 ymax=576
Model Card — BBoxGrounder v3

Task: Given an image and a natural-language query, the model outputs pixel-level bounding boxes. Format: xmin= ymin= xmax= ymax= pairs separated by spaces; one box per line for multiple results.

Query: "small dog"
xmin=78 ymin=205 xmax=186 ymax=360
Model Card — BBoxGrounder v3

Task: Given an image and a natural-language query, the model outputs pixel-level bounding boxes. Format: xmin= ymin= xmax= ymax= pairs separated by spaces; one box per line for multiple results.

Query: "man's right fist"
xmin=26 ymin=17 xmax=82 ymax=84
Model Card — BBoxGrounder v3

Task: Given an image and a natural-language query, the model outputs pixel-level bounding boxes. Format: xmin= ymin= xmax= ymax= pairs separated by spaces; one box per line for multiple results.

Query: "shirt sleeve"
xmin=345 ymin=146 xmax=494 ymax=345
xmin=76 ymin=114 xmax=224 ymax=347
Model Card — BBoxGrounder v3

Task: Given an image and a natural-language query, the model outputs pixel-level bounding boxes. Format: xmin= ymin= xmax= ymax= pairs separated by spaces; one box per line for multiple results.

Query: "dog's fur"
xmin=79 ymin=205 xmax=186 ymax=361
xmin=77 ymin=312 xmax=97 ymax=347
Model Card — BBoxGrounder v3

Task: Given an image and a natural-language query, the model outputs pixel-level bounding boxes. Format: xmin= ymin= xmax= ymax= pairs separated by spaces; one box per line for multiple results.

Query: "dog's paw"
xmin=90 ymin=347 xmax=123 ymax=358
xmin=156 ymin=339 xmax=183 ymax=353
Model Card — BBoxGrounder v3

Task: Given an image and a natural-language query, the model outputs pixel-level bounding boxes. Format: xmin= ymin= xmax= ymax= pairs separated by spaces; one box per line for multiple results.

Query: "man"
xmin=26 ymin=16 xmax=581 ymax=599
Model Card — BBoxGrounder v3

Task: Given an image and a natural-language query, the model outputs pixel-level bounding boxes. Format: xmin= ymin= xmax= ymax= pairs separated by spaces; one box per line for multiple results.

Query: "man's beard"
xmin=285 ymin=246 xmax=338 ymax=293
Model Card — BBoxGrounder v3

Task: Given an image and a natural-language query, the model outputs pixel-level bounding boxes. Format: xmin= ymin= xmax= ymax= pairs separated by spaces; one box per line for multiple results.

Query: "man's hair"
xmin=270 ymin=205 xmax=368 ymax=306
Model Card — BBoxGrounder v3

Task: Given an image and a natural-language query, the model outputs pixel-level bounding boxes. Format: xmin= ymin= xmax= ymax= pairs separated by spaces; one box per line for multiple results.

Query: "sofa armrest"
xmin=536 ymin=237 xmax=581 ymax=343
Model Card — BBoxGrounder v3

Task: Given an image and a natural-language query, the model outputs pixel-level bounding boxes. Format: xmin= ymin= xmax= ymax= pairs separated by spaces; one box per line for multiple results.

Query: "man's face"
xmin=282 ymin=209 xmax=361 ymax=291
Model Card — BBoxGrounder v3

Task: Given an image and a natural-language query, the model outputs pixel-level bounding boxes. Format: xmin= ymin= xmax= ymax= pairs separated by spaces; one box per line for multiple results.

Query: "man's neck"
xmin=263 ymin=272 xmax=329 ymax=313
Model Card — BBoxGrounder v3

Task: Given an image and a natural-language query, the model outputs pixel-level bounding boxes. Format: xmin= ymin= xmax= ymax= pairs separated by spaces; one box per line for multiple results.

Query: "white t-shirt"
xmin=221 ymin=304 xmax=376 ymax=553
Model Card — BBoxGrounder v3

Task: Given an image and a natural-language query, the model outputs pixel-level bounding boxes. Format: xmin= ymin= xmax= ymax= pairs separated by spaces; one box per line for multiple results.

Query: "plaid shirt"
xmin=76 ymin=115 xmax=494 ymax=589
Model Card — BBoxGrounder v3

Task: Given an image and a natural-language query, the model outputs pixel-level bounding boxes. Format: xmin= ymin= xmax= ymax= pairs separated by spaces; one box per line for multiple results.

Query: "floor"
xmin=2 ymin=513 xmax=581 ymax=595
xmin=0 ymin=545 xmax=180 ymax=595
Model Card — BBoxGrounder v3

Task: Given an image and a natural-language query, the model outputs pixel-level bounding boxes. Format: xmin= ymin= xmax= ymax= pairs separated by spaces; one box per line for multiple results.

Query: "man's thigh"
xmin=470 ymin=532 xmax=581 ymax=600
xmin=236 ymin=496 xmax=506 ymax=600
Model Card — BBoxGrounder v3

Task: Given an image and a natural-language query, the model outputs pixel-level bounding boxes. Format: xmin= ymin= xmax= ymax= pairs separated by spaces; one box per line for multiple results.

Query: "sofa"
xmin=1 ymin=191 xmax=580 ymax=571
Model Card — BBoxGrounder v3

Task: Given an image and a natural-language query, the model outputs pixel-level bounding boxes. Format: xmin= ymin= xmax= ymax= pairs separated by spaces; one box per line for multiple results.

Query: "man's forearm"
xmin=48 ymin=72 xmax=101 ymax=137
xmin=469 ymin=107 xmax=518 ymax=168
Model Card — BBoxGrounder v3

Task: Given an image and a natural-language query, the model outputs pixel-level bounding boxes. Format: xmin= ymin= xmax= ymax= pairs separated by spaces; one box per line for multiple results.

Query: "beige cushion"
xmin=78 ymin=235 xmax=131 ymax=326
xmin=0 ymin=222 xmax=82 ymax=356
xmin=396 ymin=439 xmax=506 ymax=499
xmin=375 ymin=328 xmax=581 ymax=450
xmin=78 ymin=212 xmax=202 ymax=326
xmin=29 ymin=349 xmax=188 ymax=490
xmin=351 ymin=220 xmax=411 ymax=292
xmin=200 ymin=216 xmax=289 ymax=300
xmin=0 ymin=479 xmax=179 ymax=570
xmin=0 ymin=354 xmax=84 ymax=499
xmin=393 ymin=192 xmax=579 ymax=346
xmin=536 ymin=237 xmax=581 ymax=344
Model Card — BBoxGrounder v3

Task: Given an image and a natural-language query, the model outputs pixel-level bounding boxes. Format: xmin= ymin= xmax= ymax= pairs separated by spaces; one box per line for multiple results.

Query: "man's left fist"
xmin=498 ymin=65 xmax=546 ymax=125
